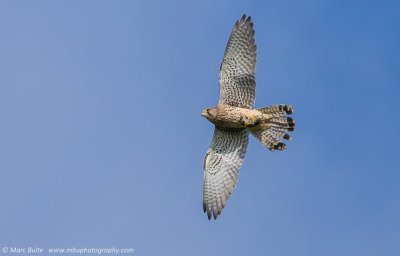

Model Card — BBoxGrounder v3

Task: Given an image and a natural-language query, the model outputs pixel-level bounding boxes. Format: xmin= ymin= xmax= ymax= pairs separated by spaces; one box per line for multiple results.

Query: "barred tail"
xmin=250 ymin=104 xmax=295 ymax=151
xmin=258 ymin=104 xmax=293 ymax=116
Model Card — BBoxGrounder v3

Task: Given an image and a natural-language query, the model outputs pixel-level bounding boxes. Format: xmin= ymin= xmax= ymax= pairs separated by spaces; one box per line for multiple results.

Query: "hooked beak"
xmin=201 ymin=109 xmax=208 ymax=117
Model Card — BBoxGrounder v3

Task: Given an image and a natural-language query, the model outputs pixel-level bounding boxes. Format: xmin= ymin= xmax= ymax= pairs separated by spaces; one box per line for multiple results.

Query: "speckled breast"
xmin=211 ymin=104 xmax=261 ymax=129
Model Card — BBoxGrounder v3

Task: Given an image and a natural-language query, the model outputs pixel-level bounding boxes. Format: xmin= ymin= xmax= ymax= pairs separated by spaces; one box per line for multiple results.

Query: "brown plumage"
xmin=201 ymin=15 xmax=296 ymax=220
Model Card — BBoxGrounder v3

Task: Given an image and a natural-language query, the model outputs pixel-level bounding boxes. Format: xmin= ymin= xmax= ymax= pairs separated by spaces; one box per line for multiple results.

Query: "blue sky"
xmin=0 ymin=0 xmax=399 ymax=255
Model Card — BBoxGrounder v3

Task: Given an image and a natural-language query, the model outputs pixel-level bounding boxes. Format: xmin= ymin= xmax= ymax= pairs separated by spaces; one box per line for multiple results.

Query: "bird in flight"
xmin=202 ymin=15 xmax=296 ymax=220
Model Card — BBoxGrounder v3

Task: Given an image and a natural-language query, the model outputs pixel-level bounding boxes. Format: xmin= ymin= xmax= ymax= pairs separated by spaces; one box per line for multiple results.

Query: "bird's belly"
xmin=212 ymin=106 xmax=261 ymax=128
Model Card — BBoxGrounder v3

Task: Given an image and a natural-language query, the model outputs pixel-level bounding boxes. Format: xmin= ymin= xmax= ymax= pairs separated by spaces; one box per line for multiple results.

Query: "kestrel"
xmin=202 ymin=15 xmax=296 ymax=220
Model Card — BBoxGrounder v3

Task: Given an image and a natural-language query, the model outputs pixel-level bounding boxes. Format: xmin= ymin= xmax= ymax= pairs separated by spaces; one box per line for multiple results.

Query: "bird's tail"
xmin=249 ymin=104 xmax=295 ymax=151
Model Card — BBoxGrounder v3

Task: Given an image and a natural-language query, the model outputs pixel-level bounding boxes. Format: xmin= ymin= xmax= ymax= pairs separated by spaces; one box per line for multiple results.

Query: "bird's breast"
xmin=210 ymin=105 xmax=261 ymax=129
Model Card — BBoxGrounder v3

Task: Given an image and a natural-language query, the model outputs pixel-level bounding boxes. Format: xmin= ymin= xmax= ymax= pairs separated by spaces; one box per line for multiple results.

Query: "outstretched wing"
xmin=203 ymin=127 xmax=249 ymax=219
xmin=219 ymin=15 xmax=257 ymax=109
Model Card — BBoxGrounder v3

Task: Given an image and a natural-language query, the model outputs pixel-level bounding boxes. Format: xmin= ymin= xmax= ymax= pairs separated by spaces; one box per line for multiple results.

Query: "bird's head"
xmin=202 ymin=107 xmax=218 ymax=121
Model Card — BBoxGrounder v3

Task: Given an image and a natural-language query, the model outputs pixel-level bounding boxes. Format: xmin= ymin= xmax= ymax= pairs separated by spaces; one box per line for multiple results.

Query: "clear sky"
xmin=1 ymin=0 xmax=399 ymax=255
